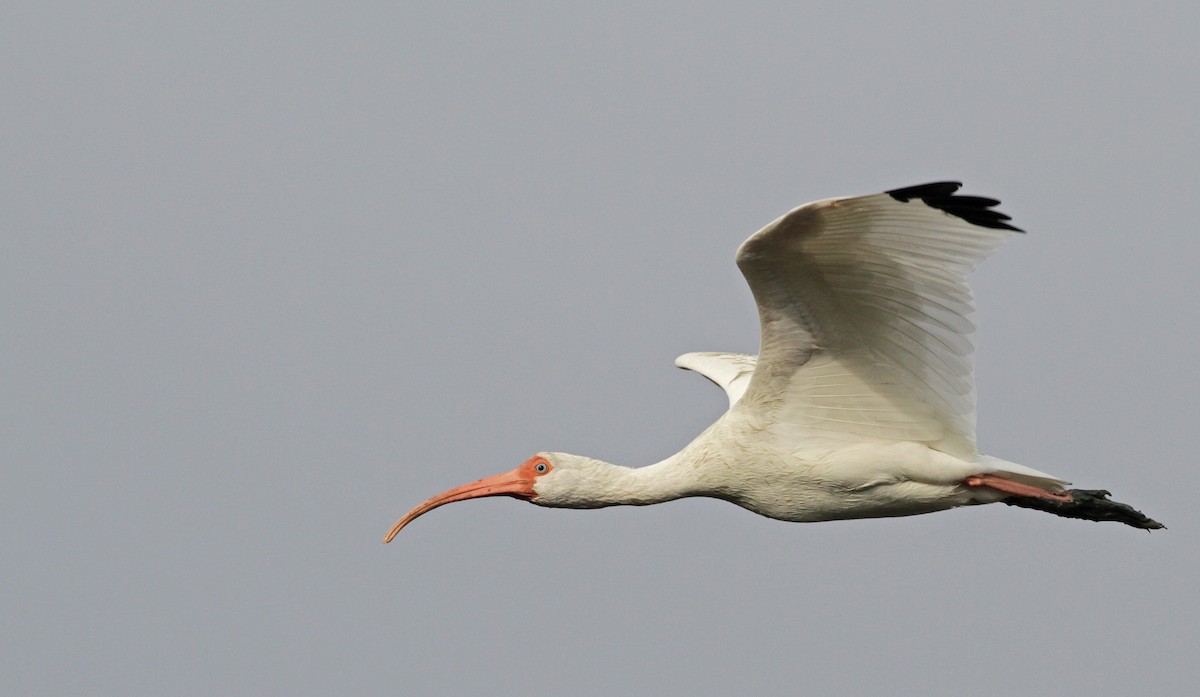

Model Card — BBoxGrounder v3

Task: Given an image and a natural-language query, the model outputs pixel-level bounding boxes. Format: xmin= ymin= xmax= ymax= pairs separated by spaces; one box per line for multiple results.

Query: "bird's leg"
xmin=964 ymin=474 xmax=1165 ymax=530
xmin=964 ymin=473 xmax=1072 ymax=501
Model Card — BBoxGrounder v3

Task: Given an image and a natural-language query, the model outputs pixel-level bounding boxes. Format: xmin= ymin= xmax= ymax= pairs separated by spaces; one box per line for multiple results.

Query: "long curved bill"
xmin=383 ymin=466 xmax=537 ymax=543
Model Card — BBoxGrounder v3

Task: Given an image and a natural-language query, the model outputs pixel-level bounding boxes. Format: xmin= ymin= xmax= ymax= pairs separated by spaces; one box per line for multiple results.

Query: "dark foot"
xmin=1003 ymin=489 xmax=1165 ymax=530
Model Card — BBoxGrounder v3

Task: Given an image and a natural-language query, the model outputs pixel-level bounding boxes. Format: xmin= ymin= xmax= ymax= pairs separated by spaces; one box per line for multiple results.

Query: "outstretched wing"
xmin=734 ymin=182 xmax=1020 ymax=458
xmin=675 ymin=352 xmax=758 ymax=408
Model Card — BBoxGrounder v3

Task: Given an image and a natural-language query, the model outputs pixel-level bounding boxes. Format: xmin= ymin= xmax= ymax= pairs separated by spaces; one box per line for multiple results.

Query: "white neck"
xmin=534 ymin=451 xmax=704 ymax=509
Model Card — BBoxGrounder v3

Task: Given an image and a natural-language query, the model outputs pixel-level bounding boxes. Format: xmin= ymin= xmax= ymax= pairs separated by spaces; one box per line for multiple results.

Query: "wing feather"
xmin=733 ymin=182 xmax=1019 ymax=458
xmin=675 ymin=352 xmax=757 ymax=408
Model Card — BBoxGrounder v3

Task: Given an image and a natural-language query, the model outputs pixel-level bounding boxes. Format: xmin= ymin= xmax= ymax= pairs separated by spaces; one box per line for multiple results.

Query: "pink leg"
xmin=964 ymin=473 xmax=1072 ymax=502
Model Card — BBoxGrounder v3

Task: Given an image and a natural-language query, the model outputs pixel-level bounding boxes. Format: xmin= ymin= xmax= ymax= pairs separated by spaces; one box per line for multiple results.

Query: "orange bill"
xmin=383 ymin=460 xmax=544 ymax=543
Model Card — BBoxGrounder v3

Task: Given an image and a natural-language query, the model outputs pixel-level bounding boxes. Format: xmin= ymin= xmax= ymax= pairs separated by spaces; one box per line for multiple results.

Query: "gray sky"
xmin=5 ymin=2 xmax=1198 ymax=695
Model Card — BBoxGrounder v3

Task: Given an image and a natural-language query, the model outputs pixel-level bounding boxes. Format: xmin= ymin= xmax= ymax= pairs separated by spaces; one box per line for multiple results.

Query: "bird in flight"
xmin=385 ymin=182 xmax=1161 ymax=543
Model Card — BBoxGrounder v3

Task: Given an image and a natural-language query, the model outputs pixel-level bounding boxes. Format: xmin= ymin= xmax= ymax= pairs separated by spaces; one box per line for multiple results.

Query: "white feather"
xmin=675 ymin=352 xmax=757 ymax=408
xmin=733 ymin=189 xmax=1010 ymax=459
xmin=675 ymin=185 xmax=1066 ymax=492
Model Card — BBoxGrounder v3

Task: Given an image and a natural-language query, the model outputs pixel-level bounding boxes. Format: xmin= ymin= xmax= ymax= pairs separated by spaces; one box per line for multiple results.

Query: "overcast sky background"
xmin=5 ymin=3 xmax=1198 ymax=696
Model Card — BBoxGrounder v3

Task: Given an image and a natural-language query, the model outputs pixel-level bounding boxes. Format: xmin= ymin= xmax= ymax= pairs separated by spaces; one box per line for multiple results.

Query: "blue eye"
xmin=535 ymin=463 xmax=548 ymax=473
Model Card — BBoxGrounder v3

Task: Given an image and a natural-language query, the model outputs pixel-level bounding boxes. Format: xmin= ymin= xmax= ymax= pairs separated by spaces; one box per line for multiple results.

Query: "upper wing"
xmin=675 ymin=352 xmax=758 ymax=408
xmin=733 ymin=182 xmax=1021 ymax=458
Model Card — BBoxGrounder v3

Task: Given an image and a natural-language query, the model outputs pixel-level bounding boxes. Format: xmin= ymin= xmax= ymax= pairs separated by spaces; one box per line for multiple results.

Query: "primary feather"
xmin=732 ymin=182 xmax=1015 ymax=459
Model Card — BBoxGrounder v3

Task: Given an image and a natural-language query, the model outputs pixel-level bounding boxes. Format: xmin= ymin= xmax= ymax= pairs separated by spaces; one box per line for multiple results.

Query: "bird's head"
xmin=383 ymin=452 xmax=585 ymax=543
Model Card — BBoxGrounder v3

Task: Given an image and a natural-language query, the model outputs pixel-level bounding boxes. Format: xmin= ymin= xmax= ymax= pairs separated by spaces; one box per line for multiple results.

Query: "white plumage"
xmin=673 ymin=352 xmax=756 ymax=408
xmin=385 ymin=182 xmax=1161 ymax=542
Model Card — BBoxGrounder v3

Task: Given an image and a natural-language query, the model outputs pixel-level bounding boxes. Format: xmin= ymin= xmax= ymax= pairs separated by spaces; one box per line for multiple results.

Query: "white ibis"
xmin=385 ymin=182 xmax=1161 ymax=543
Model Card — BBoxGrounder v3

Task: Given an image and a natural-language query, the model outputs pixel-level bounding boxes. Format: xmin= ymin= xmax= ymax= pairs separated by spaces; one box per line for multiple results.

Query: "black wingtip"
xmin=886 ymin=181 xmax=1024 ymax=232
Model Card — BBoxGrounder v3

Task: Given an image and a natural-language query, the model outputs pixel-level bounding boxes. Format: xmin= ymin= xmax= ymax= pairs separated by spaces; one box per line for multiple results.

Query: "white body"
xmin=531 ymin=184 xmax=1067 ymax=522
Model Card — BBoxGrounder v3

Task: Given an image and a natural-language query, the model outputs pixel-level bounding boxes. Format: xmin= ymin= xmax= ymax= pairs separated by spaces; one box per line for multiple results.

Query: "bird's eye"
xmin=535 ymin=462 xmax=548 ymax=473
